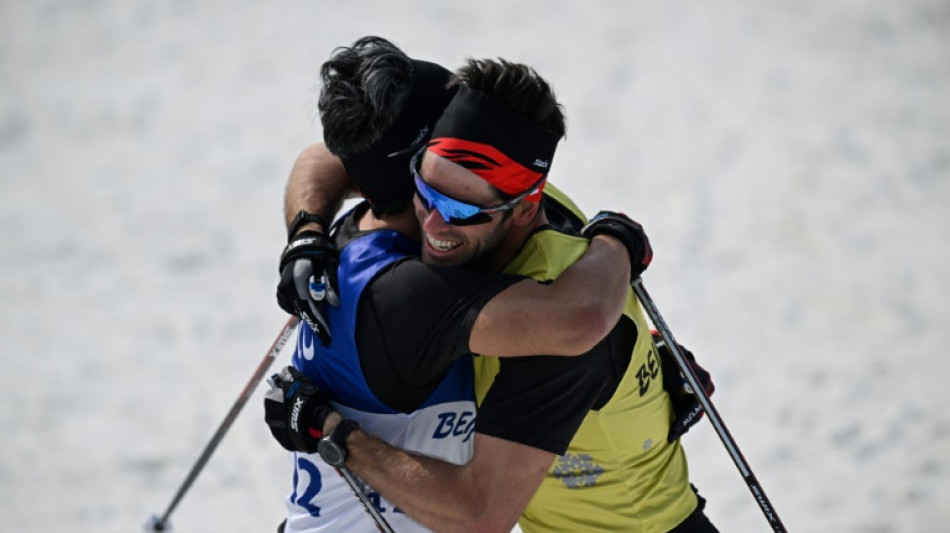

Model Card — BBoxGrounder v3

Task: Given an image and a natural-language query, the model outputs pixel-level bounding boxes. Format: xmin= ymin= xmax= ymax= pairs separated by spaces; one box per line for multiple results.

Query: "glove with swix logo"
xmin=264 ymin=366 xmax=337 ymax=453
xmin=277 ymin=228 xmax=340 ymax=347
xmin=581 ymin=211 xmax=653 ymax=280
xmin=654 ymin=332 xmax=716 ymax=442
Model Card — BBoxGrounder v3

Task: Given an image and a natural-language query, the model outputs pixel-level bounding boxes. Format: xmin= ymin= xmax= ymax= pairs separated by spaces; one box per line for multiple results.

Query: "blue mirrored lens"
xmin=413 ymin=176 xmax=481 ymax=221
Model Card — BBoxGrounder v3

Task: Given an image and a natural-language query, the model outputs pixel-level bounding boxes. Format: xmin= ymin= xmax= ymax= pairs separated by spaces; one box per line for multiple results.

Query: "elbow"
xmin=558 ymin=302 xmax=616 ymax=355
xmin=449 ymin=496 xmax=517 ymax=533
xmin=458 ymin=515 xmax=518 ymax=533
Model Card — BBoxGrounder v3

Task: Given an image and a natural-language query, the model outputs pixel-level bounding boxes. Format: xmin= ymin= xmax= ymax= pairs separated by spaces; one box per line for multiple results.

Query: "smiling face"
xmin=413 ymin=151 xmax=520 ymax=268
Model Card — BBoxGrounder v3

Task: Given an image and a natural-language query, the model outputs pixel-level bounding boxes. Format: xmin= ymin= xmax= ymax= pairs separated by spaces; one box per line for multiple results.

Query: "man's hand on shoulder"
xmin=277 ymin=212 xmax=339 ymax=346
xmin=581 ymin=211 xmax=653 ymax=280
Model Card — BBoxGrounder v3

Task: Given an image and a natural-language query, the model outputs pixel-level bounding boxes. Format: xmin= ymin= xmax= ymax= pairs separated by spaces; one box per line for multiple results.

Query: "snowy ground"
xmin=2 ymin=1 xmax=949 ymax=532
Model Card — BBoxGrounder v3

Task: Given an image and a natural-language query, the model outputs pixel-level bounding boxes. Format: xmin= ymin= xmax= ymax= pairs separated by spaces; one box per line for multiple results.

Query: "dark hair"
xmin=318 ymin=36 xmax=413 ymax=158
xmin=448 ymin=58 xmax=566 ymax=139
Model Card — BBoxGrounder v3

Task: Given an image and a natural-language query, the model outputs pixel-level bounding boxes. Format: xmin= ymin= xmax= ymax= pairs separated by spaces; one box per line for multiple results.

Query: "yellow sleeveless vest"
xmin=474 ymin=184 xmax=697 ymax=533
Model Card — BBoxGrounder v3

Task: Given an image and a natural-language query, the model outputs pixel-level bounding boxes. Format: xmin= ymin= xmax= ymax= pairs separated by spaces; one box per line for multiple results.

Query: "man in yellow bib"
xmin=294 ymin=57 xmax=719 ymax=532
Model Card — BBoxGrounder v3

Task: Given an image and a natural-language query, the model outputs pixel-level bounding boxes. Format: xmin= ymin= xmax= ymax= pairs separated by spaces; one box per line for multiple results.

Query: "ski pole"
xmin=632 ymin=279 xmax=787 ymax=533
xmin=336 ymin=466 xmax=396 ymax=533
xmin=145 ymin=316 xmax=300 ymax=532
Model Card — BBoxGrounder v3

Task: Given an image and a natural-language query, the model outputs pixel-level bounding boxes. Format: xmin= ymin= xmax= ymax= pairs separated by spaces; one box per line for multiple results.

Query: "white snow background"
xmin=2 ymin=1 xmax=948 ymax=532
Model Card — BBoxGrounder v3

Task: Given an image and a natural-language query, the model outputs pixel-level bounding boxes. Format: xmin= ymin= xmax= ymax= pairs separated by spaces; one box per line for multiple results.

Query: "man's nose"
xmin=422 ymin=206 xmax=451 ymax=233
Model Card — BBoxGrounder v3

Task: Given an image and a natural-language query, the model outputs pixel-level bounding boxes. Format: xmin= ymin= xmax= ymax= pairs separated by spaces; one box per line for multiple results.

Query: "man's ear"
xmin=511 ymin=199 xmax=541 ymax=227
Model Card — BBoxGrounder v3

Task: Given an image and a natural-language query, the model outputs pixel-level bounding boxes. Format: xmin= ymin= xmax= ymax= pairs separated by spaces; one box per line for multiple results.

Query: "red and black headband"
xmin=427 ymin=85 xmax=560 ymax=202
xmin=337 ymin=60 xmax=456 ymax=210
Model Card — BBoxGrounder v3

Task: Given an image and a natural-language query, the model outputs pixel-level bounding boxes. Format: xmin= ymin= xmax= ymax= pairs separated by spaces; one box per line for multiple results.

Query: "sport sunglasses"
xmin=410 ymin=146 xmax=544 ymax=226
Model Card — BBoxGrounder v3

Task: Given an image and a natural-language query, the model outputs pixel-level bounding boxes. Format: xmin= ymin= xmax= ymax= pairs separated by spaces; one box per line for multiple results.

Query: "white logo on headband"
xmin=533 ymin=159 xmax=550 ymax=169
xmin=412 ymin=125 xmax=430 ymax=146
xmin=387 ymin=125 xmax=430 ymax=158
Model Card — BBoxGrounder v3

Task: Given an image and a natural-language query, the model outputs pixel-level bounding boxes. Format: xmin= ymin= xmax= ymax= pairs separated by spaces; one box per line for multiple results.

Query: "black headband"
xmin=430 ymin=84 xmax=561 ymax=180
xmin=337 ymin=60 xmax=456 ymax=211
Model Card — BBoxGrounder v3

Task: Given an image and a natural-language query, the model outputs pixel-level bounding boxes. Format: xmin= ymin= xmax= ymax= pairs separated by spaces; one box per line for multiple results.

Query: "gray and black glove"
xmin=264 ymin=366 xmax=338 ymax=453
xmin=277 ymin=228 xmax=339 ymax=347
xmin=655 ymin=332 xmax=716 ymax=442
xmin=581 ymin=211 xmax=653 ymax=279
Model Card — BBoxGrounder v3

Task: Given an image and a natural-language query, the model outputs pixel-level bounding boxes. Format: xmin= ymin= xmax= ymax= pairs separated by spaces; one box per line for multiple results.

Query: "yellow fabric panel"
xmin=474 ymin=184 xmax=697 ymax=532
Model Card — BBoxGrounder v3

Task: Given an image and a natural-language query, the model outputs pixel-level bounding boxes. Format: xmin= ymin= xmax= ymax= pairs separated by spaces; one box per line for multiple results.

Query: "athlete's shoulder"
xmin=506 ymin=230 xmax=588 ymax=281
xmin=542 ymin=182 xmax=587 ymax=234
xmin=369 ymin=257 xmax=516 ymax=313
xmin=331 ymin=201 xmax=368 ymax=248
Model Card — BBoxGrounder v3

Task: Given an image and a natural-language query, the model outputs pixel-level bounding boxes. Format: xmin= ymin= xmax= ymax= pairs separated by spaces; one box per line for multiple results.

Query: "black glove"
xmin=581 ymin=211 xmax=653 ymax=279
xmin=277 ymin=230 xmax=340 ymax=346
xmin=654 ymin=332 xmax=715 ymax=442
xmin=264 ymin=366 xmax=338 ymax=453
